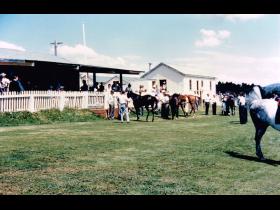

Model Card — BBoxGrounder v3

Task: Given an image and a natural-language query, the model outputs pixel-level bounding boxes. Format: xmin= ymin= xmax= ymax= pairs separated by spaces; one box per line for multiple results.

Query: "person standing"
xmin=9 ymin=75 xmax=24 ymax=93
xmin=238 ymin=92 xmax=247 ymax=124
xmin=0 ymin=73 xmax=10 ymax=92
xmin=161 ymin=91 xmax=170 ymax=119
xmin=212 ymin=94 xmax=217 ymax=115
xmin=98 ymin=82 xmax=105 ymax=92
xmin=117 ymin=91 xmax=130 ymax=123
xmin=80 ymin=80 xmax=88 ymax=91
xmin=139 ymin=85 xmax=145 ymax=116
xmin=125 ymin=83 xmax=132 ymax=92
xmin=108 ymin=90 xmax=116 ymax=120
xmin=204 ymin=93 xmax=211 ymax=115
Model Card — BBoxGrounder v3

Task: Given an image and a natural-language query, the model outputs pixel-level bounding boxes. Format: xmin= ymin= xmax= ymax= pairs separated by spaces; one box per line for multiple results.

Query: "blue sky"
xmin=0 ymin=14 xmax=280 ymax=85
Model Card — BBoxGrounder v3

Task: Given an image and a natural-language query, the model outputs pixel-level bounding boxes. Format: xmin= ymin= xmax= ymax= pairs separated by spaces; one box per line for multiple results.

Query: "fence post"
xmin=59 ymin=92 xmax=65 ymax=111
xmin=29 ymin=95 xmax=35 ymax=112
xmin=82 ymin=91 xmax=89 ymax=109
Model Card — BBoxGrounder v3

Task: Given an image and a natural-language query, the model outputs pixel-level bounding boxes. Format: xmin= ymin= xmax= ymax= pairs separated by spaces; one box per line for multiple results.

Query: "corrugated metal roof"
xmin=0 ymin=48 xmax=143 ymax=75
xmin=0 ymin=48 xmax=73 ymax=64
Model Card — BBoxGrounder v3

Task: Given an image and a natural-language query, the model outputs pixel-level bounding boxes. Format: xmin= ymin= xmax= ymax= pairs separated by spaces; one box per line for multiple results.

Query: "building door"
xmin=159 ymin=79 xmax=167 ymax=91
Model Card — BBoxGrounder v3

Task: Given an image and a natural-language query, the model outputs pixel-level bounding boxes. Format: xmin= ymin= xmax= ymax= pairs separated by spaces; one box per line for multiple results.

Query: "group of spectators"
xmin=0 ymin=73 xmax=25 ymax=93
xmin=214 ymin=92 xmax=247 ymax=124
xmin=80 ymin=80 xmax=124 ymax=93
xmin=80 ymin=80 xmax=105 ymax=92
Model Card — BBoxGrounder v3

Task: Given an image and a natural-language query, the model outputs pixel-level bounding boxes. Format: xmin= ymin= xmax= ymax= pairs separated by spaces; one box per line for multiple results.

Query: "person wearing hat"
xmin=0 ymin=73 xmax=11 ymax=92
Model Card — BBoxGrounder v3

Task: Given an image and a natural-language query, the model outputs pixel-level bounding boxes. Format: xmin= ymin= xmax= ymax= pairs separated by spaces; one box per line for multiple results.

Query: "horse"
xmin=186 ymin=95 xmax=200 ymax=116
xmin=127 ymin=90 xmax=158 ymax=122
xmin=246 ymin=83 xmax=280 ymax=160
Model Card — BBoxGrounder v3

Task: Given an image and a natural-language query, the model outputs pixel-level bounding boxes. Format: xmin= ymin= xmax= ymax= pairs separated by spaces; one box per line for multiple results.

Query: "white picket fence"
xmin=0 ymin=91 xmax=105 ymax=112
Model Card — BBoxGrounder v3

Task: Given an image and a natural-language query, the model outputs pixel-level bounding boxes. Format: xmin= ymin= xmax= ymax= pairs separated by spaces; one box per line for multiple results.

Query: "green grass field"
xmin=1 ymin=108 xmax=280 ymax=195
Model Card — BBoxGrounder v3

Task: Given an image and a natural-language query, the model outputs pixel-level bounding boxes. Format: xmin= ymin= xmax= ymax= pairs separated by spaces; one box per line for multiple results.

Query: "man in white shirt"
xmin=117 ymin=91 xmax=130 ymax=123
xmin=238 ymin=92 xmax=247 ymax=124
xmin=108 ymin=90 xmax=116 ymax=120
xmin=0 ymin=73 xmax=10 ymax=92
xmin=204 ymin=93 xmax=211 ymax=115
xmin=211 ymin=94 xmax=218 ymax=115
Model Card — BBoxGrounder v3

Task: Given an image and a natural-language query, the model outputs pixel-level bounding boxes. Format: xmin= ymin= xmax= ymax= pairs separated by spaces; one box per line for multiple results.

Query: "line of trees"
xmin=216 ymin=81 xmax=256 ymax=95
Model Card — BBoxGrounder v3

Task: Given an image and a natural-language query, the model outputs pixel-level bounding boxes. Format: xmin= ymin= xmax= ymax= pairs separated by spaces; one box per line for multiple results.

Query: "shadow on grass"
xmin=225 ymin=151 xmax=280 ymax=166
xmin=229 ymin=121 xmax=241 ymax=124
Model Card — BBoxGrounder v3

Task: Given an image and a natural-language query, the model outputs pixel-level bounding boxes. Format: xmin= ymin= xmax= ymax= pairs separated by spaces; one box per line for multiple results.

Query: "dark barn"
xmin=0 ymin=48 xmax=143 ymax=91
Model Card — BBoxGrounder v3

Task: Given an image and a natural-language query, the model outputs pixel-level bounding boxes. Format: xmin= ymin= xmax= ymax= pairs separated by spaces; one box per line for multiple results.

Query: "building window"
xmin=196 ymin=80 xmax=199 ymax=91
xmin=201 ymin=80 xmax=203 ymax=88
xmin=189 ymin=79 xmax=192 ymax=91
xmin=210 ymin=81 xmax=212 ymax=91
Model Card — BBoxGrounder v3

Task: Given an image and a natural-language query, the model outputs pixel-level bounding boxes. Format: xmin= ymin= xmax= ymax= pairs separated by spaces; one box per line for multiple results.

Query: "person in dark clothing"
xmin=212 ymin=94 xmax=217 ymax=115
xmin=9 ymin=76 xmax=24 ymax=92
xmin=125 ymin=83 xmax=132 ymax=92
xmin=98 ymin=82 xmax=105 ymax=92
xmin=111 ymin=81 xmax=117 ymax=92
xmin=80 ymin=80 xmax=88 ymax=91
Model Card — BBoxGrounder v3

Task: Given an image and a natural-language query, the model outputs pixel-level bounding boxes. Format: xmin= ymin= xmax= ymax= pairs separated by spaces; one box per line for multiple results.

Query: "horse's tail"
xmin=154 ymin=97 xmax=158 ymax=110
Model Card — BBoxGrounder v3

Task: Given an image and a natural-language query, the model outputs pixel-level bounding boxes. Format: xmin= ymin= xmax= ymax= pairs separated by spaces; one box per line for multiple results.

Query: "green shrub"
xmin=0 ymin=108 xmax=101 ymax=127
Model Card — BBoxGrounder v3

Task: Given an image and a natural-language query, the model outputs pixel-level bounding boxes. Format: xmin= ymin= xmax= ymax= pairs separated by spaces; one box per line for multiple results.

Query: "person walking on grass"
xmin=117 ymin=91 xmax=130 ymax=123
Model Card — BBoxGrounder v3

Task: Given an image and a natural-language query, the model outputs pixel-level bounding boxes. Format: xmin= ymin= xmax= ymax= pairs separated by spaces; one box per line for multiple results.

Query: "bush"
xmin=0 ymin=108 xmax=101 ymax=127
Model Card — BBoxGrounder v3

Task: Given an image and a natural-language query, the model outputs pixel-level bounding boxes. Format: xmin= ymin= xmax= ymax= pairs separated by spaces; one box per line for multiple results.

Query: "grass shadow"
xmin=225 ymin=151 xmax=280 ymax=166
xmin=229 ymin=121 xmax=241 ymax=124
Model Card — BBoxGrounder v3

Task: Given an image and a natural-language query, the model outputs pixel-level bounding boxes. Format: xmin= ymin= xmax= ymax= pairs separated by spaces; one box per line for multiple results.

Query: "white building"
xmin=140 ymin=63 xmax=216 ymax=99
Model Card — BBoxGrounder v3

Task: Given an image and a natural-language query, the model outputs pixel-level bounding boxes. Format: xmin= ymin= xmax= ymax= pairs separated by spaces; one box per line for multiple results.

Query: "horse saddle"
xmin=275 ymin=101 xmax=280 ymax=124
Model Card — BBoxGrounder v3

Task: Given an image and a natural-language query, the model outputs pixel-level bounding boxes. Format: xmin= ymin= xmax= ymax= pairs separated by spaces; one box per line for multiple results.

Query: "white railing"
xmin=0 ymin=91 xmax=105 ymax=112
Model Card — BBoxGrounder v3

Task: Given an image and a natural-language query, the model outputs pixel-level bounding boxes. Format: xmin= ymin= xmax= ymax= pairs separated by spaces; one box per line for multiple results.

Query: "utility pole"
xmin=50 ymin=40 xmax=63 ymax=56
xmin=82 ymin=23 xmax=91 ymax=86
xmin=148 ymin=62 xmax=152 ymax=71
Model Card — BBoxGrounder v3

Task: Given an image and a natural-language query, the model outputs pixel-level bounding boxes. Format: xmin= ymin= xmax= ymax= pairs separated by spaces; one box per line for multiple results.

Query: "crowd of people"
xmin=202 ymin=92 xmax=248 ymax=124
xmin=104 ymin=82 xmax=251 ymax=124
xmin=80 ymin=80 xmax=106 ymax=92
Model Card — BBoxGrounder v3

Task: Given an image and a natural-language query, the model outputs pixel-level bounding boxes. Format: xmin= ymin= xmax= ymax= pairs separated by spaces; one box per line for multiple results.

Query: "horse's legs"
xmin=180 ymin=103 xmax=186 ymax=117
xmin=255 ymin=126 xmax=268 ymax=160
xmin=135 ymin=107 xmax=140 ymax=120
xmin=176 ymin=106 xmax=179 ymax=119
xmin=152 ymin=107 xmax=155 ymax=122
xmin=250 ymin=109 xmax=268 ymax=160
xmin=145 ymin=106 xmax=149 ymax=121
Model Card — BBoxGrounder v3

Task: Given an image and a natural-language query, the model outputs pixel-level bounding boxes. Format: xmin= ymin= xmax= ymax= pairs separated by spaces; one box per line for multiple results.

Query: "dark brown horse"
xmin=127 ymin=90 xmax=158 ymax=122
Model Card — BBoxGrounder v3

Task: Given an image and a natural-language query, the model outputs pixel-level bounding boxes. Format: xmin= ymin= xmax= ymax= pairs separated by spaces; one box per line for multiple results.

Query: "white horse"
xmin=246 ymin=84 xmax=280 ymax=160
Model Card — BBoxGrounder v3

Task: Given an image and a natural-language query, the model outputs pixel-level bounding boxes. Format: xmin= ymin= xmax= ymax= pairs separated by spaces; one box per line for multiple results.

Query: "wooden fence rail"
xmin=0 ymin=91 xmax=105 ymax=112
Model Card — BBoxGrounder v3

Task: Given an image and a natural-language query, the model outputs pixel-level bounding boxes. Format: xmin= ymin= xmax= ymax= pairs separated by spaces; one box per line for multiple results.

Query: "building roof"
xmin=141 ymin=62 xmax=216 ymax=80
xmin=0 ymin=48 xmax=143 ymax=75
xmin=0 ymin=48 xmax=72 ymax=64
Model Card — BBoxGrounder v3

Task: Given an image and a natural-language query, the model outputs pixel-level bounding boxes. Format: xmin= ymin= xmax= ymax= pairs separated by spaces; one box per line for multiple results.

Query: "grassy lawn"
xmin=1 ymin=108 xmax=280 ymax=195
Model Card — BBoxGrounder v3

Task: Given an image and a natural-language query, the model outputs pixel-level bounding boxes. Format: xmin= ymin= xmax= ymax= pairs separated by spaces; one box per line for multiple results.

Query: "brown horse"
xmin=177 ymin=95 xmax=189 ymax=116
xmin=178 ymin=94 xmax=199 ymax=116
